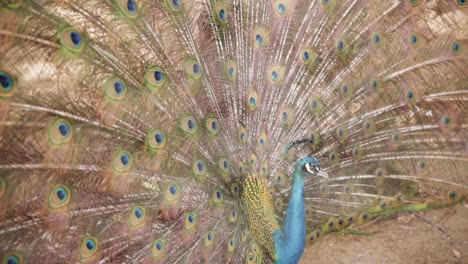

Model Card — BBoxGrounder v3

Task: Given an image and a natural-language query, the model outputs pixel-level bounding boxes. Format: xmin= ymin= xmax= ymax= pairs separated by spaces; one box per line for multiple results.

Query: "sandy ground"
xmin=300 ymin=204 xmax=468 ymax=264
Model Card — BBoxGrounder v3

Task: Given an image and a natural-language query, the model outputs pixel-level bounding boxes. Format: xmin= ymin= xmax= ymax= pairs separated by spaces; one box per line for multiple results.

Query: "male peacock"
xmin=0 ymin=0 xmax=467 ymax=263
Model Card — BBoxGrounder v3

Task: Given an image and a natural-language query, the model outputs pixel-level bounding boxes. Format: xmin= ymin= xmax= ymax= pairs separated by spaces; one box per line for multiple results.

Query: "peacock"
xmin=0 ymin=0 xmax=467 ymax=263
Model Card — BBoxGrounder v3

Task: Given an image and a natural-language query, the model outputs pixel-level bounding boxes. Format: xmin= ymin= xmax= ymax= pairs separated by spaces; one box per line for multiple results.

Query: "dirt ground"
xmin=300 ymin=204 xmax=468 ymax=264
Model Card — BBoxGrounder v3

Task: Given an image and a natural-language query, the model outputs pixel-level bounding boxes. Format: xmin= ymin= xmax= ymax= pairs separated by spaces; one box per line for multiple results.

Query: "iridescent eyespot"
xmin=184 ymin=59 xmax=202 ymax=79
xmin=246 ymin=253 xmax=255 ymax=263
xmin=372 ymin=32 xmax=382 ymax=46
xmin=164 ymin=183 xmax=181 ymax=202
xmin=3 ymin=254 xmax=23 ymax=264
xmin=212 ymin=187 xmax=223 ymax=205
xmin=147 ymin=129 xmax=166 ymax=152
xmin=184 ymin=211 xmax=197 ymax=231
xmin=417 ymin=160 xmax=426 ymax=169
xmin=352 ymin=146 xmax=362 ymax=159
xmin=336 ymin=127 xmax=346 ymax=140
xmin=447 ymin=190 xmax=459 ymax=202
xmin=48 ymin=184 xmax=71 ymax=209
xmin=247 ymin=89 xmax=259 ymax=110
xmin=48 ymin=119 xmax=73 ymax=145
xmin=408 ymin=33 xmax=423 ymax=48
xmin=180 ymin=115 xmax=198 ymax=134
xmin=219 ymin=158 xmax=230 ymax=173
xmin=60 ymin=27 xmax=85 ymax=53
xmin=166 ymin=0 xmax=182 ymax=11
xmin=229 ymin=209 xmax=238 ymax=223
xmin=451 ymin=40 xmax=462 ymax=55
xmin=457 ymin=0 xmax=466 ymax=7
xmin=329 ymin=152 xmax=339 ymax=164
xmin=112 ymin=150 xmax=133 ymax=173
xmin=258 ymin=132 xmax=267 ymax=148
xmin=308 ymin=130 xmax=320 ymax=145
xmin=146 ymin=66 xmax=167 ymax=90
xmin=231 ymin=183 xmax=239 ymax=195
xmin=341 ymin=83 xmax=353 ymax=96
xmin=237 ymin=162 xmax=245 ymax=174
xmin=321 ymin=0 xmax=331 ymax=6
xmin=0 ymin=71 xmax=16 ymax=97
xmin=80 ymin=237 xmax=99 ymax=259
xmin=151 ymin=239 xmax=167 ymax=259
xmin=309 ymin=96 xmax=323 ymax=113
xmin=390 ymin=131 xmax=402 ymax=146
xmin=253 ymin=28 xmax=268 ymax=47
xmin=336 ymin=38 xmax=347 ymax=53
xmin=275 ymin=198 xmax=284 ymax=211
xmin=117 ymin=0 xmax=139 ymax=17
xmin=204 ymin=117 xmax=220 ymax=136
xmin=227 ymin=237 xmax=236 ymax=253
xmin=205 ymin=230 xmax=215 ymax=248
xmin=214 ymin=1 xmax=228 ymax=24
xmin=268 ymin=65 xmax=284 ymax=83
xmin=300 ymin=48 xmax=317 ymax=65
xmin=237 ymin=125 xmax=247 ymax=144
xmin=361 ymin=212 xmax=369 ymax=220
xmin=409 ymin=0 xmax=422 ymax=6
xmin=104 ymin=77 xmax=127 ymax=101
xmin=225 ymin=59 xmax=237 ymax=81
xmin=404 ymin=88 xmax=417 ymax=103
xmin=193 ymin=159 xmax=206 ymax=177
xmin=279 ymin=107 xmax=293 ymax=125
xmin=275 ymin=1 xmax=290 ymax=16
xmin=129 ymin=206 xmax=145 ymax=227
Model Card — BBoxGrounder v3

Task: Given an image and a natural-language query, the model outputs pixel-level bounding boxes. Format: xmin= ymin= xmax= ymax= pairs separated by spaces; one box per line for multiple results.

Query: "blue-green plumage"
xmin=274 ymin=157 xmax=323 ymax=264
xmin=0 ymin=0 xmax=466 ymax=263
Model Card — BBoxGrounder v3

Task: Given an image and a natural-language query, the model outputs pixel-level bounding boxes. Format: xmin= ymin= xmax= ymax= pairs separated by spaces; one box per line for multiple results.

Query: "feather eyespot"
xmin=60 ymin=27 xmax=85 ymax=53
xmin=212 ymin=187 xmax=224 ymax=205
xmin=184 ymin=212 xmax=197 ymax=232
xmin=117 ymin=0 xmax=139 ymax=17
xmin=253 ymin=28 xmax=268 ymax=47
xmin=146 ymin=66 xmax=167 ymax=90
xmin=147 ymin=129 xmax=165 ymax=152
xmin=219 ymin=158 xmax=230 ymax=172
xmin=184 ymin=60 xmax=202 ymax=79
xmin=0 ymin=71 xmax=16 ymax=97
xmin=451 ymin=40 xmax=462 ymax=55
xmin=275 ymin=1 xmax=291 ymax=16
xmin=193 ymin=159 xmax=206 ymax=177
xmin=215 ymin=2 xmax=228 ymax=24
xmin=48 ymin=185 xmax=71 ymax=209
xmin=164 ymin=183 xmax=181 ymax=203
xmin=129 ymin=206 xmax=145 ymax=227
xmin=80 ymin=237 xmax=99 ymax=259
xmin=372 ymin=32 xmax=382 ymax=46
xmin=180 ymin=115 xmax=197 ymax=134
xmin=409 ymin=0 xmax=422 ymax=6
xmin=237 ymin=126 xmax=247 ymax=144
xmin=3 ymin=254 xmax=23 ymax=264
xmin=48 ymin=119 xmax=73 ymax=145
xmin=151 ymin=239 xmax=167 ymax=259
xmin=336 ymin=38 xmax=347 ymax=53
xmin=300 ymin=48 xmax=317 ymax=65
xmin=165 ymin=0 xmax=181 ymax=11
xmin=112 ymin=150 xmax=133 ymax=173
xmin=204 ymin=117 xmax=220 ymax=136
xmin=105 ymin=77 xmax=127 ymax=101
xmin=205 ymin=230 xmax=215 ymax=248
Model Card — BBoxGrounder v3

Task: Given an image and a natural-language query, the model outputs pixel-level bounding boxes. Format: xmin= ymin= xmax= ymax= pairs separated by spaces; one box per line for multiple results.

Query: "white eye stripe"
xmin=305 ymin=163 xmax=315 ymax=174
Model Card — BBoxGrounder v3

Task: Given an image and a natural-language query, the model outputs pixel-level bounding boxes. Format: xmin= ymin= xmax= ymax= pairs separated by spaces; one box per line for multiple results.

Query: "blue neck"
xmin=273 ymin=164 xmax=306 ymax=264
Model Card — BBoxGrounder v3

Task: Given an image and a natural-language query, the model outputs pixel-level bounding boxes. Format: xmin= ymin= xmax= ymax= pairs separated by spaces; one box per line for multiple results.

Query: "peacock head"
xmin=297 ymin=156 xmax=328 ymax=178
